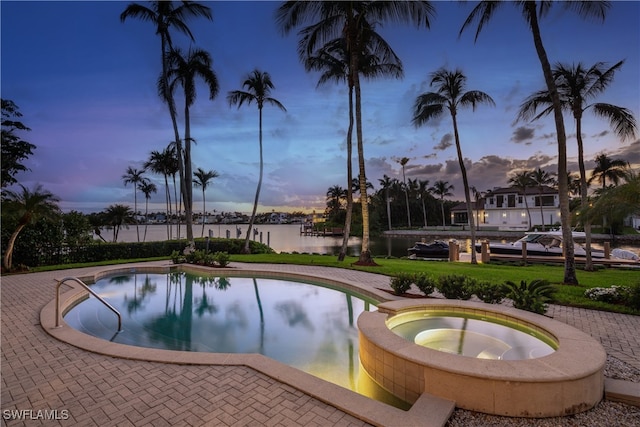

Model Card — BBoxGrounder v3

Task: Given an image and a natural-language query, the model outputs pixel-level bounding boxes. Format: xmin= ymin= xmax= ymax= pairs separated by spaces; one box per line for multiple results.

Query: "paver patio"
xmin=2 ymin=261 xmax=639 ymax=426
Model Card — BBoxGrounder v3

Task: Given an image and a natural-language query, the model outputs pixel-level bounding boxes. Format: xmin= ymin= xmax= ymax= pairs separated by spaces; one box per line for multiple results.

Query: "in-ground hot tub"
xmin=358 ymin=299 xmax=606 ymax=417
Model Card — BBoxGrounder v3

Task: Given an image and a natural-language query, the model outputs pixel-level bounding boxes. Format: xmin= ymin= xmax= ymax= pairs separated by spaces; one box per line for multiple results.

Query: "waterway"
xmin=99 ymin=223 xmax=640 ymax=259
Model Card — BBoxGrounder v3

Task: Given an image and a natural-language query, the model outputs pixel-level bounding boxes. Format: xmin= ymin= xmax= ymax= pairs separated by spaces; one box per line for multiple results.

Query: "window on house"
xmin=489 ymin=197 xmax=494 ymax=205
xmin=496 ymin=195 xmax=504 ymax=208
xmin=535 ymin=195 xmax=555 ymax=207
xmin=518 ymin=196 xmax=523 ymax=204
xmin=508 ymin=195 xmax=516 ymax=207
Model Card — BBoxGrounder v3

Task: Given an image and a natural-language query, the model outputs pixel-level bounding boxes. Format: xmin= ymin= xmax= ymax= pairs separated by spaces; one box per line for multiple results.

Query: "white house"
xmin=452 ymin=186 xmax=561 ymax=231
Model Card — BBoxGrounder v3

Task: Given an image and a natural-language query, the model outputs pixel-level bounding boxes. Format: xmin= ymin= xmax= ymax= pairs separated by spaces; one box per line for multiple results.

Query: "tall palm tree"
xmin=277 ymin=0 xmax=436 ymax=265
xmin=2 ymin=184 xmax=59 ymax=271
xmin=397 ymin=157 xmax=412 ymax=229
xmin=470 ymin=185 xmax=484 ymax=231
xmin=305 ymin=32 xmax=402 ymax=261
xmin=508 ymin=170 xmax=534 ymax=229
xmin=378 ymin=175 xmax=394 ymax=231
xmin=589 ymin=153 xmax=629 ymax=190
xmin=145 ymin=147 xmax=177 ymax=240
xmin=227 ymin=69 xmax=286 ymax=253
xmin=138 ymin=180 xmax=157 ymax=243
xmin=193 ymin=167 xmax=219 ymax=238
xmin=122 ymin=166 xmax=146 ymax=242
xmin=517 ymin=60 xmax=637 ymax=270
xmin=412 ymin=68 xmax=494 ymax=263
xmin=460 ymin=0 xmax=610 ymax=283
xmin=417 ymin=179 xmax=431 ymax=229
xmin=530 ymin=168 xmax=556 ymax=231
xmin=121 ymin=1 xmax=212 ymax=246
xmin=167 ymin=47 xmax=219 ymax=244
xmin=429 ymin=180 xmax=454 ymax=231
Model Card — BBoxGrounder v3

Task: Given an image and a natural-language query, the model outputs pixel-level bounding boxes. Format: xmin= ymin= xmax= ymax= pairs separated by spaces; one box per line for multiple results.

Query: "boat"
xmin=474 ymin=231 xmax=605 ymax=258
xmin=408 ymin=240 xmax=450 ymax=259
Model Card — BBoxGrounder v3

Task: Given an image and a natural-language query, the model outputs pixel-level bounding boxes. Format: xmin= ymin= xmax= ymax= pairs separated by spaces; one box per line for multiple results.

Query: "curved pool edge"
xmin=40 ymin=263 xmax=454 ymax=427
xmin=358 ymin=299 xmax=607 ymax=418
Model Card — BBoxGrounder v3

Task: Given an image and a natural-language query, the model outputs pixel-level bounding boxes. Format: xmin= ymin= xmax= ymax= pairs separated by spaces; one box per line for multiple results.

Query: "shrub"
xmin=504 ymin=279 xmax=554 ymax=314
xmin=584 ymin=286 xmax=630 ymax=304
xmin=170 ymin=250 xmax=186 ymax=264
xmin=437 ymin=274 xmax=473 ymax=300
xmin=213 ymin=251 xmax=231 ymax=267
xmin=390 ymin=272 xmax=413 ymax=296
xmin=472 ymin=280 xmax=506 ymax=304
xmin=413 ymin=273 xmax=436 ymax=297
xmin=626 ymin=284 xmax=640 ymax=311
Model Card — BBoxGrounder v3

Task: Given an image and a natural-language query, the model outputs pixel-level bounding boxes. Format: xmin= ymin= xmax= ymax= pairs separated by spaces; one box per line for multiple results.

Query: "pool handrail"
xmin=56 ymin=276 xmax=123 ymax=332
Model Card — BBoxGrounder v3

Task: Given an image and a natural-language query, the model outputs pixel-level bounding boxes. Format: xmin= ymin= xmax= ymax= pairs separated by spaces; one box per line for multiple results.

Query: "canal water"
xmin=99 ymin=223 xmax=639 ymax=259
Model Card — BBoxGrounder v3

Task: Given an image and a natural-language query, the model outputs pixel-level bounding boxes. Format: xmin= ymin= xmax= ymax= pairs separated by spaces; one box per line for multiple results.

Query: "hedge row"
xmin=14 ymin=238 xmax=273 ymax=268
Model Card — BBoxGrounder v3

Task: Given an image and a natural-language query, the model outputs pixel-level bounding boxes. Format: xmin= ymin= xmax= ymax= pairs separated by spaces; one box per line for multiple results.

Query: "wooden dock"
xmin=300 ymin=226 xmax=344 ymax=237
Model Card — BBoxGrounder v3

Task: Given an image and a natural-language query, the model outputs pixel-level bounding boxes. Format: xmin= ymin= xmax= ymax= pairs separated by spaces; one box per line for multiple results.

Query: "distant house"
xmin=451 ymin=186 xmax=560 ymax=231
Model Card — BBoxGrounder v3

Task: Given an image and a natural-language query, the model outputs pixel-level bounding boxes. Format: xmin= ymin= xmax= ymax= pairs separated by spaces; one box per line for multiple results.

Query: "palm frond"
xmin=591 ymin=103 xmax=638 ymax=141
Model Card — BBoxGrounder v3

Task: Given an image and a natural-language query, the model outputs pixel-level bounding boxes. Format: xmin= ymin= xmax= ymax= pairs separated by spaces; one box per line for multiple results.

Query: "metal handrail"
xmin=56 ymin=277 xmax=122 ymax=332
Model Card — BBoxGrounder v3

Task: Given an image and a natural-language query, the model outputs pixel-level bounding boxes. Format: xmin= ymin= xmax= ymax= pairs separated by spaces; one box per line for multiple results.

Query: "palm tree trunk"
xmin=165 ymin=175 xmax=172 ymax=240
xmin=134 ymin=189 xmax=140 ymax=242
xmin=338 ymin=85 xmax=355 ymax=262
xmin=527 ymin=2 xmax=577 ymax=284
xmin=421 ymin=199 xmax=427 ymax=228
xmin=538 ymin=187 xmax=546 ymax=231
xmin=452 ymin=115 xmax=477 ymax=263
xmin=441 ymin=199 xmax=446 ymax=230
xmin=201 ymin=189 xmax=206 ymax=238
xmin=244 ymin=107 xmax=263 ymax=253
xmin=184 ymin=103 xmax=194 ymax=244
xmin=144 ymin=198 xmax=149 ymax=242
xmin=575 ymin=117 xmax=593 ymax=270
xmin=3 ymin=223 xmax=26 ymax=271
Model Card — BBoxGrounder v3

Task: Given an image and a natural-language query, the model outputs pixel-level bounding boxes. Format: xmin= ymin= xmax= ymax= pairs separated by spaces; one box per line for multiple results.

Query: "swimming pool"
xmin=63 ymin=271 xmax=408 ymax=408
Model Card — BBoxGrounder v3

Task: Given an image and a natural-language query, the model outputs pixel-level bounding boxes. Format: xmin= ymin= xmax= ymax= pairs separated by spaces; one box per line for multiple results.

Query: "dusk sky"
xmin=2 ymin=1 xmax=639 ymax=215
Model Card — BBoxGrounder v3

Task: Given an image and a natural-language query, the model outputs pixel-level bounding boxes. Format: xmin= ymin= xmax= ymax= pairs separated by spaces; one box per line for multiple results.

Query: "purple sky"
xmin=2 ymin=1 xmax=639 ymax=214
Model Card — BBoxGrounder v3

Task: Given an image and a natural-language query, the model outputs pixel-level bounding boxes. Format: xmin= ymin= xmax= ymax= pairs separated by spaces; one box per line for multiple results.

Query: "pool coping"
xmin=40 ymin=263 xmax=455 ymax=427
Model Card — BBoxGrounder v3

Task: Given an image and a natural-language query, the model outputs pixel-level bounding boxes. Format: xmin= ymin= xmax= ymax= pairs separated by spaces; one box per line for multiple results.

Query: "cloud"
xmin=511 ymin=126 xmax=535 ymax=144
xmin=433 ymin=133 xmax=453 ymax=151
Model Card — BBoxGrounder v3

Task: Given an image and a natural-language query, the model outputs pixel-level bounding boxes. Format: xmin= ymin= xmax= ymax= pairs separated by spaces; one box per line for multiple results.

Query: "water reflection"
xmin=66 ymin=273 xmax=377 ymax=392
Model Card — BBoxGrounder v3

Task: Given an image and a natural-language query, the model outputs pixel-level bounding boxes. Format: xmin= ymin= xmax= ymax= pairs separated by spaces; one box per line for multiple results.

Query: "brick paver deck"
xmin=2 ymin=261 xmax=639 ymax=426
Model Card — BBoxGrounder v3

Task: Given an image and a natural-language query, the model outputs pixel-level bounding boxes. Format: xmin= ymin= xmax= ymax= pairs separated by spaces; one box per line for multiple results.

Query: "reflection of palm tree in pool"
xmin=194 ymin=277 xmax=218 ymax=317
xmin=125 ymin=274 xmax=157 ymax=314
xmin=275 ymin=301 xmax=314 ymax=331
xmin=253 ymin=278 xmax=265 ymax=353
xmin=457 ymin=318 xmax=468 ymax=356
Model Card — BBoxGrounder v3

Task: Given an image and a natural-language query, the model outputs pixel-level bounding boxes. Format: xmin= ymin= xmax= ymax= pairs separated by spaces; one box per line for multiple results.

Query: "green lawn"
xmin=229 ymin=253 xmax=640 ymax=315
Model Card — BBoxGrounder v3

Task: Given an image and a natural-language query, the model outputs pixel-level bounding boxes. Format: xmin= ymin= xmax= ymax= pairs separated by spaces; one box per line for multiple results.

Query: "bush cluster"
xmin=175 ymin=249 xmax=231 ymax=268
xmin=389 ymin=273 xmax=553 ymax=314
xmin=585 ymin=284 xmax=640 ymax=310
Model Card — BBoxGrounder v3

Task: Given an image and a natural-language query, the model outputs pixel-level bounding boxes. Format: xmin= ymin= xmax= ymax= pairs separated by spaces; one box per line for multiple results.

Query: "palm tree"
xmin=326 ymin=185 xmax=347 ymax=218
xmin=584 ymin=168 xmax=639 ymax=230
xmin=167 ymin=47 xmax=219 ymax=244
xmin=460 ymin=0 xmax=610 ymax=283
xmin=103 ymin=204 xmax=135 ymax=243
xmin=277 ymin=0 xmax=436 ymax=265
xmin=470 ymin=185 xmax=484 ymax=231
xmin=378 ymin=175 xmax=394 ymax=231
xmin=430 ymin=180 xmax=454 ymax=231
xmin=139 ymin=180 xmax=157 ymax=242
xmin=145 ymin=147 xmax=177 ymax=240
xmin=122 ymin=166 xmax=146 ymax=242
xmin=417 ymin=179 xmax=431 ymax=229
xmin=530 ymin=168 xmax=556 ymax=231
xmin=121 ymin=1 xmax=212 ymax=246
xmin=2 ymin=184 xmax=59 ymax=271
xmin=227 ymin=69 xmax=286 ymax=253
xmin=304 ymin=32 xmax=402 ymax=262
xmin=517 ymin=60 xmax=637 ymax=270
xmin=589 ymin=153 xmax=629 ymax=190
xmin=412 ymin=68 xmax=494 ymax=263
xmin=397 ymin=157 xmax=412 ymax=229
xmin=508 ymin=170 xmax=534 ymax=230
xmin=193 ymin=167 xmax=219 ymax=238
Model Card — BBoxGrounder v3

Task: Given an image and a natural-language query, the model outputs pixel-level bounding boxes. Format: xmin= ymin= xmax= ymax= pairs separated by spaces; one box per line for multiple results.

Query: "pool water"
xmin=389 ymin=313 xmax=557 ymax=360
xmin=64 ymin=272 xmax=409 ymax=409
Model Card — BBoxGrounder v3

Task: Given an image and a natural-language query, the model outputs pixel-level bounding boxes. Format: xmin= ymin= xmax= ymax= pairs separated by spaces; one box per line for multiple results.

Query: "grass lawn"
xmin=229 ymin=253 xmax=640 ymax=315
